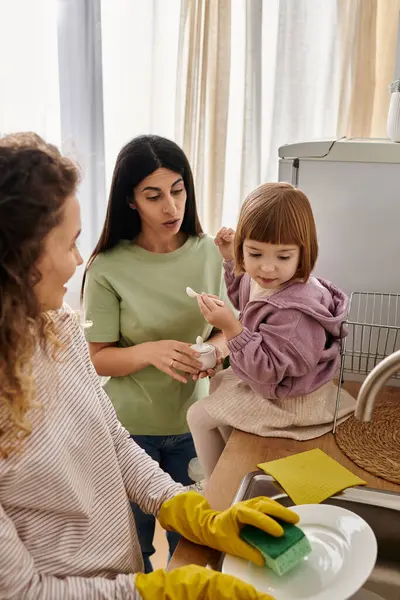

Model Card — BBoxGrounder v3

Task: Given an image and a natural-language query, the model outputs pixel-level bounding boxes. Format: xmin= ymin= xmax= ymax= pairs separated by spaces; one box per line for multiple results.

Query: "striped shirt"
xmin=0 ymin=306 xmax=183 ymax=599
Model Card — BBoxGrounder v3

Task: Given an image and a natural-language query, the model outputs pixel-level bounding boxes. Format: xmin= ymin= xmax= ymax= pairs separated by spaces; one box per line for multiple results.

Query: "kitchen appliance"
xmin=278 ymin=137 xmax=400 ymax=295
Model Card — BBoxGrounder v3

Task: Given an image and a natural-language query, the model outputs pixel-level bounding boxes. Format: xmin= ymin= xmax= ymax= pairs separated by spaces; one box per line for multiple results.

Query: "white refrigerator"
xmin=278 ymin=138 xmax=400 ymax=295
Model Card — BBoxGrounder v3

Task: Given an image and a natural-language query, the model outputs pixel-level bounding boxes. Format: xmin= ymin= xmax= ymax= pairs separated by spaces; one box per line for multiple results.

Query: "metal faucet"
xmin=355 ymin=348 xmax=400 ymax=421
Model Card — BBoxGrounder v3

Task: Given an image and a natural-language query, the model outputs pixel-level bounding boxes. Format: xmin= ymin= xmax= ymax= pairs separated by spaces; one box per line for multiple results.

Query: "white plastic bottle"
xmin=387 ymin=80 xmax=400 ymax=142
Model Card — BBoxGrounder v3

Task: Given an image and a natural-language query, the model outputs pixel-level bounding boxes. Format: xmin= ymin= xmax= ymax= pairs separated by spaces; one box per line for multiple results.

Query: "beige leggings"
xmin=187 ymin=398 xmax=233 ymax=479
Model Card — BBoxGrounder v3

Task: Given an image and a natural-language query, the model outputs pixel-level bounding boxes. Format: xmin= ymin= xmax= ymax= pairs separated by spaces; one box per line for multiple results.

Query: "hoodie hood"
xmin=248 ymin=277 xmax=349 ymax=338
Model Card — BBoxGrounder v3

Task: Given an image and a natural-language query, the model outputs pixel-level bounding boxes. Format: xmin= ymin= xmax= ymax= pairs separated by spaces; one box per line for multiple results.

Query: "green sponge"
xmin=240 ymin=521 xmax=312 ymax=576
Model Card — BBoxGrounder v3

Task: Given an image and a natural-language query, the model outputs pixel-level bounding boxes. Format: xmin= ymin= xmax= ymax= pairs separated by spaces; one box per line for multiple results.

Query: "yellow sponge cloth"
xmin=258 ymin=449 xmax=366 ymax=505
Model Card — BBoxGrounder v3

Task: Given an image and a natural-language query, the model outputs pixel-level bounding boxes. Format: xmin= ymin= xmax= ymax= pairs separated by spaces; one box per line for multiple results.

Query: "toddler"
xmin=187 ymin=182 xmax=355 ymax=478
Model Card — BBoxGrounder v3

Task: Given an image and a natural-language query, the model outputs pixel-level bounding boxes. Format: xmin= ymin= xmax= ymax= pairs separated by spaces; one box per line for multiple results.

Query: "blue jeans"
xmin=131 ymin=433 xmax=197 ymax=573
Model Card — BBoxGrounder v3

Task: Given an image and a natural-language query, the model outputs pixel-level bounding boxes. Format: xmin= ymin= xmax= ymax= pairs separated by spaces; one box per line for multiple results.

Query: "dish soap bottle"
xmin=190 ymin=336 xmax=217 ymax=370
xmin=387 ymin=79 xmax=400 ymax=142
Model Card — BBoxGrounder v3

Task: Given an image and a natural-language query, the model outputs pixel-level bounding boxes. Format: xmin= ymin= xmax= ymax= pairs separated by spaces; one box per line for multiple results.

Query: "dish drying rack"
xmin=333 ymin=291 xmax=400 ymax=433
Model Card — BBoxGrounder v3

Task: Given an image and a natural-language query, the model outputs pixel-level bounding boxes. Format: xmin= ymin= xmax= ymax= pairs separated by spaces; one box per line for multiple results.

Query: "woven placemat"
xmin=335 ymin=396 xmax=400 ymax=485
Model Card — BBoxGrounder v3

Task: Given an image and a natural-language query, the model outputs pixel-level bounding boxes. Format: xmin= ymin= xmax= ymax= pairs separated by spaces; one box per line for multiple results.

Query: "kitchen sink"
xmin=221 ymin=472 xmax=400 ymax=599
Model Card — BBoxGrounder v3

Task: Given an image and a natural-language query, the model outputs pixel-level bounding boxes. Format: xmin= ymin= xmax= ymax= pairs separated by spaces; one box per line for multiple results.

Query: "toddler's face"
xmin=243 ymin=239 xmax=300 ymax=289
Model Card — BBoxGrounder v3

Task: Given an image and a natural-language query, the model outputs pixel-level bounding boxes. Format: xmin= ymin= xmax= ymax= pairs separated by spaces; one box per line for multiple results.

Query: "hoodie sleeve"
xmin=223 ymin=260 xmax=246 ymax=311
xmin=227 ymin=308 xmax=328 ymax=397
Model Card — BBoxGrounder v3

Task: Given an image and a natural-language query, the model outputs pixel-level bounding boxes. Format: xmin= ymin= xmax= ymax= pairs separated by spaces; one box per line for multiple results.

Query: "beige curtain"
xmin=176 ymin=0 xmax=400 ymax=232
xmin=338 ymin=0 xmax=400 ymax=137
xmin=175 ymin=0 xmax=231 ymax=233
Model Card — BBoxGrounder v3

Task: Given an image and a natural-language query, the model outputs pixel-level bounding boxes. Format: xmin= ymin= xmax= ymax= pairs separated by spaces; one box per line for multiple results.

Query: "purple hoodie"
xmin=224 ymin=260 xmax=348 ymax=400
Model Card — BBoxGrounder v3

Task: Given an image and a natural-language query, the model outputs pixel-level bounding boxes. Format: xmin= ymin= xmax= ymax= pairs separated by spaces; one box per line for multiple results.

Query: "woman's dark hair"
xmin=0 ymin=132 xmax=79 ymax=458
xmin=83 ymin=135 xmax=203 ymax=288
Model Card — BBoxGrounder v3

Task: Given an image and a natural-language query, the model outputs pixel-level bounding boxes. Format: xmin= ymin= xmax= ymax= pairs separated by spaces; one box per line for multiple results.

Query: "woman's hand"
xmin=210 ymin=496 xmax=299 ymax=565
xmin=146 ymin=340 xmax=203 ymax=383
xmin=192 ymin=345 xmax=224 ymax=381
xmin=158 ymin=493 xmax=299 ymax=568
xmin=214 ymin=227 xmax=235 ymax=261
xmin=198 ymin=294 xmax=243 ymax=340
xmin=135 ymin=565 xmax=275 ymax=600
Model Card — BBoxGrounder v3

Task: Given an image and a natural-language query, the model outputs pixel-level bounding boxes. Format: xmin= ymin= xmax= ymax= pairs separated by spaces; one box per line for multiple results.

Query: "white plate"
xmin=222 ymin=504 xmax=378 ymax=600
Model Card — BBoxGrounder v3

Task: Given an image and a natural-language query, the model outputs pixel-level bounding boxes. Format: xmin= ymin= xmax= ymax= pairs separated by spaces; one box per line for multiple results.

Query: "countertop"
xmin=168 ymin=382 xmax=400 ymax=571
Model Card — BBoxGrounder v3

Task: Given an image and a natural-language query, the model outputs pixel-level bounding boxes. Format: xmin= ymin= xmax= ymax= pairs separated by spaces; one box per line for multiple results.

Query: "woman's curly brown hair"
xmin=0 ymin=133 xmax=79 ymax=458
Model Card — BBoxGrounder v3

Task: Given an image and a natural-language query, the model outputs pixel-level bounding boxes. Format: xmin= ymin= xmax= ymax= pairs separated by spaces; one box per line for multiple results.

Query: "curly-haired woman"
xmin=0 ymin=132 xmax=297 ymax=599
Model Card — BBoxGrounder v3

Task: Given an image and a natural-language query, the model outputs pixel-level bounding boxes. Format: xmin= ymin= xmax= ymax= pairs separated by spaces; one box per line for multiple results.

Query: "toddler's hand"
xmin=198 ymin=294 xmax=243 ymax=340
xmin=215 ymin=227 xmax=235 ymax=261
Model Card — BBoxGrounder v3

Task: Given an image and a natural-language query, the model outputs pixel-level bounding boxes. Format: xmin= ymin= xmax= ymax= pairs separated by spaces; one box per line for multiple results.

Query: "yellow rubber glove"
xmin=135 ymin=565 xmax=274 ymax=599
xmin=158 ymin=492 xmax=299 ymax=566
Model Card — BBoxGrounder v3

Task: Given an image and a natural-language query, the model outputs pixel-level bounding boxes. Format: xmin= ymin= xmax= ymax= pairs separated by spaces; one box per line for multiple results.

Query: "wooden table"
xmin=168 ymin=382 xmax=400 ymax=571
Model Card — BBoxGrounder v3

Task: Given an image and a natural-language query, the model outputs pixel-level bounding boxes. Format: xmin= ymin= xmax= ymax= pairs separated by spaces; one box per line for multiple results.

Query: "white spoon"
xmin=186 ymin=286 xmax=225 ymax=306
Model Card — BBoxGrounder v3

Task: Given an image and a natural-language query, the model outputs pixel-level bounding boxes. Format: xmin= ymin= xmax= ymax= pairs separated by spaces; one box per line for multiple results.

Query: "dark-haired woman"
xmin=83 ymin=135 xmax=228 ymax=571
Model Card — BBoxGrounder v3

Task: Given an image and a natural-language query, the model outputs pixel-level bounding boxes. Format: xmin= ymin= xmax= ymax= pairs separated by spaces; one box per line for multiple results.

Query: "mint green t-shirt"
xmin=83 ymin=235 xmax=227 ymax=435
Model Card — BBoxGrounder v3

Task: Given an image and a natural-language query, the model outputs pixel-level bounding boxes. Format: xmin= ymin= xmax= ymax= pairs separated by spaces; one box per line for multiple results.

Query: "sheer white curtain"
xmin=0 ymin=0 xmax=61 ymax=144
xmin=100 ymin=0 xmax=182 ymax=193
xmin=222 ymin=0 xmax=400 ymax=230
xmin=175 ymin=0 xmax=232 ymax=232
xmin=222 ymin=0 xmax=341 ymax=228
xmin=57 ymin=0 xmax=106 ymax=307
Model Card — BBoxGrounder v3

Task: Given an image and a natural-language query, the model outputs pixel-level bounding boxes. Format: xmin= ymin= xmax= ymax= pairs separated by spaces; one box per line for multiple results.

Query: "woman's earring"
xmin=127 ymin=196 xmax=136 ymax=210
